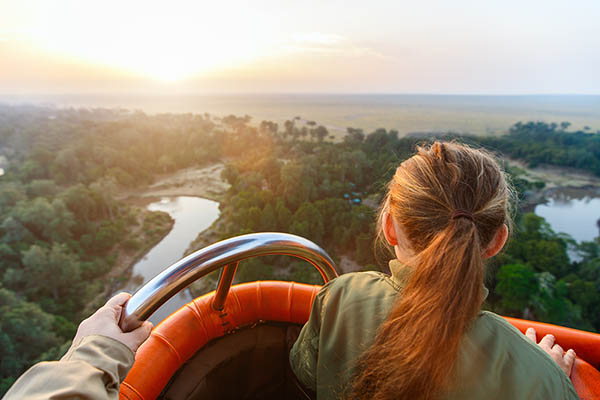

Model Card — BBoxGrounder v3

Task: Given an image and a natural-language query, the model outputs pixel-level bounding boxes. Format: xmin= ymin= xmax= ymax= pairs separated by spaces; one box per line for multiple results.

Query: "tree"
xmin=496 ymin=263 xmax=537 ymax=313
xmin=91 ymin=221 xmax=121 ymax=253
xmin=259 ymin=203 xmax=277 ymax=231
xmin=235 ymin=258 xmax=274 ymax=283
xmin=344 ymin=127 xmax=365 ymax=145
xmin=89 ymin=178 xmax=118 ymax=220
xmin=289 ymin=260 xmax=321 ymax=284
xmin=0 ymin=244 xmax=19 ymax=275
xmin=51 ymin=148 xmax=81 ymax=183
xmin=259 ymin=120 xmax=279 ymax=137
xmin=275 ymin=200 xmax=292 ymax=231
xmin=0 ymin=287 xmax=64 ymax=395
xmin=524 ymin=240 xmax=570 ymax=276
xmin=47 ymin=199 xmax=76 ymax=243
xmin=60 ymin=184 xmax=99 ymax=222
xmin=14 ymin=198 xmax=75 ymax=242
xmin=258 ymin=157 xmax=281 ymax=191
xmin=290 ymin=202 xmax=324 ymax=243
xmin=21 ymin=243 xmax=81 ymax=303
xmin=18 ymin=160 xmax=45 ymax=181
xmin=26 ymin=179 xmax=58 ymax=198
xmin=314 ymin=125 xmax=329 ymax=142
xmin=0 ymin=183 xmax=26 ymax=214
xmin=221 ymin=164 xmax=239 ymax=186
xmin=279 ymin=162 xmax=315 ymax=210
xmin=283 ymin=120 xmax=295 ymax=140
xmin=245 ymin=206 xmax=262 ymax=231
xmin=0 ymin=217 xmax=34 ymax=245
xmin=531 ymin=272 xmax=584 ymax=328
xmin=300 ymin=127 xmax=308 ymax=140
xmin=314 ymin=198 xmax=351 ymax=240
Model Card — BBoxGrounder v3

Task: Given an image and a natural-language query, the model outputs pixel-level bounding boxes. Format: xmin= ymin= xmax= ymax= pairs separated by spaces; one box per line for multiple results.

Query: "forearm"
xmin=4 ymin=335 xmax=134 ymax=400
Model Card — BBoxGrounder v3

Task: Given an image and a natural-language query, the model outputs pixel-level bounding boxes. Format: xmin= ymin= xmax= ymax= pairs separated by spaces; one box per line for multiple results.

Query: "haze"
xmin=1 ymin=0 xmax=599 ymax=94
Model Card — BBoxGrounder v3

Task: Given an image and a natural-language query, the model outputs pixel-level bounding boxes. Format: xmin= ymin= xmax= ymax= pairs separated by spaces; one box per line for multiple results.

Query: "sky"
xmin=1 ymin=0 xmax=599 ymax=95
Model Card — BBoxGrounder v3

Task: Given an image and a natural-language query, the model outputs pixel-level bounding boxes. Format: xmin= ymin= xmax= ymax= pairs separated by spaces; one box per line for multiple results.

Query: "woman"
xmin=289 ymin=141 xmax=578 ymax=399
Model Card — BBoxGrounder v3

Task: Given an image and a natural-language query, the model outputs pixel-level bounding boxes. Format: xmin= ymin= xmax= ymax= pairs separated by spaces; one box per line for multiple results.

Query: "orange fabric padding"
xmin=571 ymin=359 xmax=600 ymax=400
xmin=120 ymin=281 xmax=320 ymax=400
xmin=120 ymin=281 xmax=600 ymax=400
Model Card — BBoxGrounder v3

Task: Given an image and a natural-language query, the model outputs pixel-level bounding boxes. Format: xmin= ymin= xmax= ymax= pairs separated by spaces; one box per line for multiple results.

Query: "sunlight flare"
xmin=20 ymin=1 xmax=278 ymax=82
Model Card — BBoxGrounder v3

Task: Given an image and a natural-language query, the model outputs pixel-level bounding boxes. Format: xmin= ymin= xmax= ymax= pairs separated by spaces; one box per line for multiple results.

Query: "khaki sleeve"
xmin=289 ymin=282 xmax=332 ymax=391
xmin=564 ymin=372 xmax=581 ymax=400
xmin=3 ymin=335 xmax=134 ymax=400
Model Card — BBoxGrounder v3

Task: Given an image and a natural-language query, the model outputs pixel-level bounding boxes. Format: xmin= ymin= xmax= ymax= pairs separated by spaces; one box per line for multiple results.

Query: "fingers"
xmin=552 ymin=343 xmax=564 ymax=356
xmin=125 ymin=321 xmax=153 ymax=352
xmin=105 ymin=292 xmax=131 ymax=309
xmin=525 ymin=327 xmax=536 ymax=343
xmin=526 ymin=329 xmax=577 ymax=377
xmin=539 ymin=334 xmax=555 ymax=350
xmin=104 ymin=292 xmax=131 ymax=322
xmin=564 ymin=349 xmax=577 ymax=376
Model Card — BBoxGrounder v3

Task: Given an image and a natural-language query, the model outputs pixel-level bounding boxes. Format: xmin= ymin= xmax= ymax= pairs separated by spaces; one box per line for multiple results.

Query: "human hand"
xmin=73 ymin=292 xmax=153 ymax=353
xmin=525 ymin=327 xmax=576 ymax=377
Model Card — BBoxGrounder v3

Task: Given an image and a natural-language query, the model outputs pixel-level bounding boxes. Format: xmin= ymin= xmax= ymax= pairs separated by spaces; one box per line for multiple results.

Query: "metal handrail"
xmin=119 ymin=232 xmax=339 ymax=332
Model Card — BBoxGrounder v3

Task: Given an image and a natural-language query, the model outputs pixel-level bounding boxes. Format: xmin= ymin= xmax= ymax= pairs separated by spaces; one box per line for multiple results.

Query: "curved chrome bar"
xmin=119 ymin=232 xmax=338 ymax=332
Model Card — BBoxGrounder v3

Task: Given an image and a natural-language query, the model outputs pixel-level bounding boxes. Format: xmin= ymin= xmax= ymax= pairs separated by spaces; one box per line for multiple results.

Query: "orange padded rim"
xmin=120 ymin=281 xmax=320 ymax=400
xmin=120 ymin=281 xmax=600 ymax=400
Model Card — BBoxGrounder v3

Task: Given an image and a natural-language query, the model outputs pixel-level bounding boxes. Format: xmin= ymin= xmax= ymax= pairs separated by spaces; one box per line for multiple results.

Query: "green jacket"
xmin=4 ymin=335 xmax=133 ymax=400
xmin=289 ymin=260 xmax=579 ymax=400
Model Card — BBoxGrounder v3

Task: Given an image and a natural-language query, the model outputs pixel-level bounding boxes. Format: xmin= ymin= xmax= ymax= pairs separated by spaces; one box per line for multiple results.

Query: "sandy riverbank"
xmin=507 ymin=159 xmax=600 ymax=189
xmin=120 ymin=163 xmax=230 ymax=203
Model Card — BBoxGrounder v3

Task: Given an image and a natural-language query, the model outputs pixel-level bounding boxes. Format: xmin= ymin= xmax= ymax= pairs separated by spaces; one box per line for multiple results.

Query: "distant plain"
xmin=2 ymin=94 xmax=600 ymax=137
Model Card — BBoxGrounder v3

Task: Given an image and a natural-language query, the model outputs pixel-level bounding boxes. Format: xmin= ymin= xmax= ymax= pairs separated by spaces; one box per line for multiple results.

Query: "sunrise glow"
xmin=5 ymin=0 xmax=279 ymax=82
xmin=1 ymin=0 xmax=599 ymax=93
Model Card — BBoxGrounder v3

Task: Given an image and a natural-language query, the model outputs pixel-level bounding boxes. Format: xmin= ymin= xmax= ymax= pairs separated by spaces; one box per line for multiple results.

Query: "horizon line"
xmin=2 ymin=92 xmax=600 ymax=97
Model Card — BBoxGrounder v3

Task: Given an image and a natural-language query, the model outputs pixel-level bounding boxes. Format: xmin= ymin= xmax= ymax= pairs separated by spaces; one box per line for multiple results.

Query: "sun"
xmin=152 ymin=69 xmax=185 ymax=83
xmin=120 ymin=48 xmax=203 ymax=83
xmin=28 ymin=1 xmax=276 ymax=83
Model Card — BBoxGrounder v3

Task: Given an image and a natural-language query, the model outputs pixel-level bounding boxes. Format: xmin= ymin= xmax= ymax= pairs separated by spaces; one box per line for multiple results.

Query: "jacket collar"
xmin=388 ymin=259 xmax=489 ymax=301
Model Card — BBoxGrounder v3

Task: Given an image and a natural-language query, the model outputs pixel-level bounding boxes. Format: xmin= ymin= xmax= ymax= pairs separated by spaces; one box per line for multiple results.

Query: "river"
xmin=126 ymin=196 xmax=220 ymax=324
xmin=127 ymin=188 xmax=599 ymax=325
xmin=534 ymin=187 xmax=600 ymax=243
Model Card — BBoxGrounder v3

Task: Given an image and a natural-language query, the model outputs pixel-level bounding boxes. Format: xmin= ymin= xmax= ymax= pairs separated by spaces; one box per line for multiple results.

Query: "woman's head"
xmin=351 ymin=141 xmax=513 ymax=400
xmin=378 ymin=141 xmax=511 ymax=262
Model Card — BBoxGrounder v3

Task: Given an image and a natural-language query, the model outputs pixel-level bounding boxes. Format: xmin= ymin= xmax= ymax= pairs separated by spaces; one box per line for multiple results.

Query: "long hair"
xmin=350 ymin=141 xmax=513 ymax=400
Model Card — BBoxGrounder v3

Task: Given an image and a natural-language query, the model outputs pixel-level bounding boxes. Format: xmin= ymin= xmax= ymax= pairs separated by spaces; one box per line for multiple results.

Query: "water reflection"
xmin=535 ymin=187 xmax=600 ymax=243
xmin=126 ymin=196 xmax=220 ymax=324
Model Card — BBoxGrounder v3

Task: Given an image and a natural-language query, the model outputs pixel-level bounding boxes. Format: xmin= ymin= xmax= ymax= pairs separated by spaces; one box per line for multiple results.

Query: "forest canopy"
xmin=1 ymin=105 xmax=599 ymax=394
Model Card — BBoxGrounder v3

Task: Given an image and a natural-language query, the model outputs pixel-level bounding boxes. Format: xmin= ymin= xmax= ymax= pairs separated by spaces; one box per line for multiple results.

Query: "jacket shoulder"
xmin=471 ymin=312 xmax=578 ymax=398
xmin=322 ymin=270 xmax=398 ymax=295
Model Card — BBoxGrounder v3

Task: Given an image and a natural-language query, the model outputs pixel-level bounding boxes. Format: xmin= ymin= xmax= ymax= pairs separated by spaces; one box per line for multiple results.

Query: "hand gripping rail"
xmin=119 ymin=232 xmax=339 ymax=332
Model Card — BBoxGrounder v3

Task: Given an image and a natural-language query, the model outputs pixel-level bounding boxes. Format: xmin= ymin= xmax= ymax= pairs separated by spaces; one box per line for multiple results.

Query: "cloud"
xmin=282 ymin=32 xmax=390 ymax=60
xmin=292 ymin=32 xmax=345 ymax=46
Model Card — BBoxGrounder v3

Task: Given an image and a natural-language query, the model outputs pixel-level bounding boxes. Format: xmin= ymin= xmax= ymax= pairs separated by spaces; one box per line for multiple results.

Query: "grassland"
xmin=5 ymin=94 xmax=600 ymax=139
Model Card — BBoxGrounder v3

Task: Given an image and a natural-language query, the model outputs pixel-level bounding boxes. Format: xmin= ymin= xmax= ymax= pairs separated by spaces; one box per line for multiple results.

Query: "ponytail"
xmin=350 ymin=219 xmax=483 ymax=399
